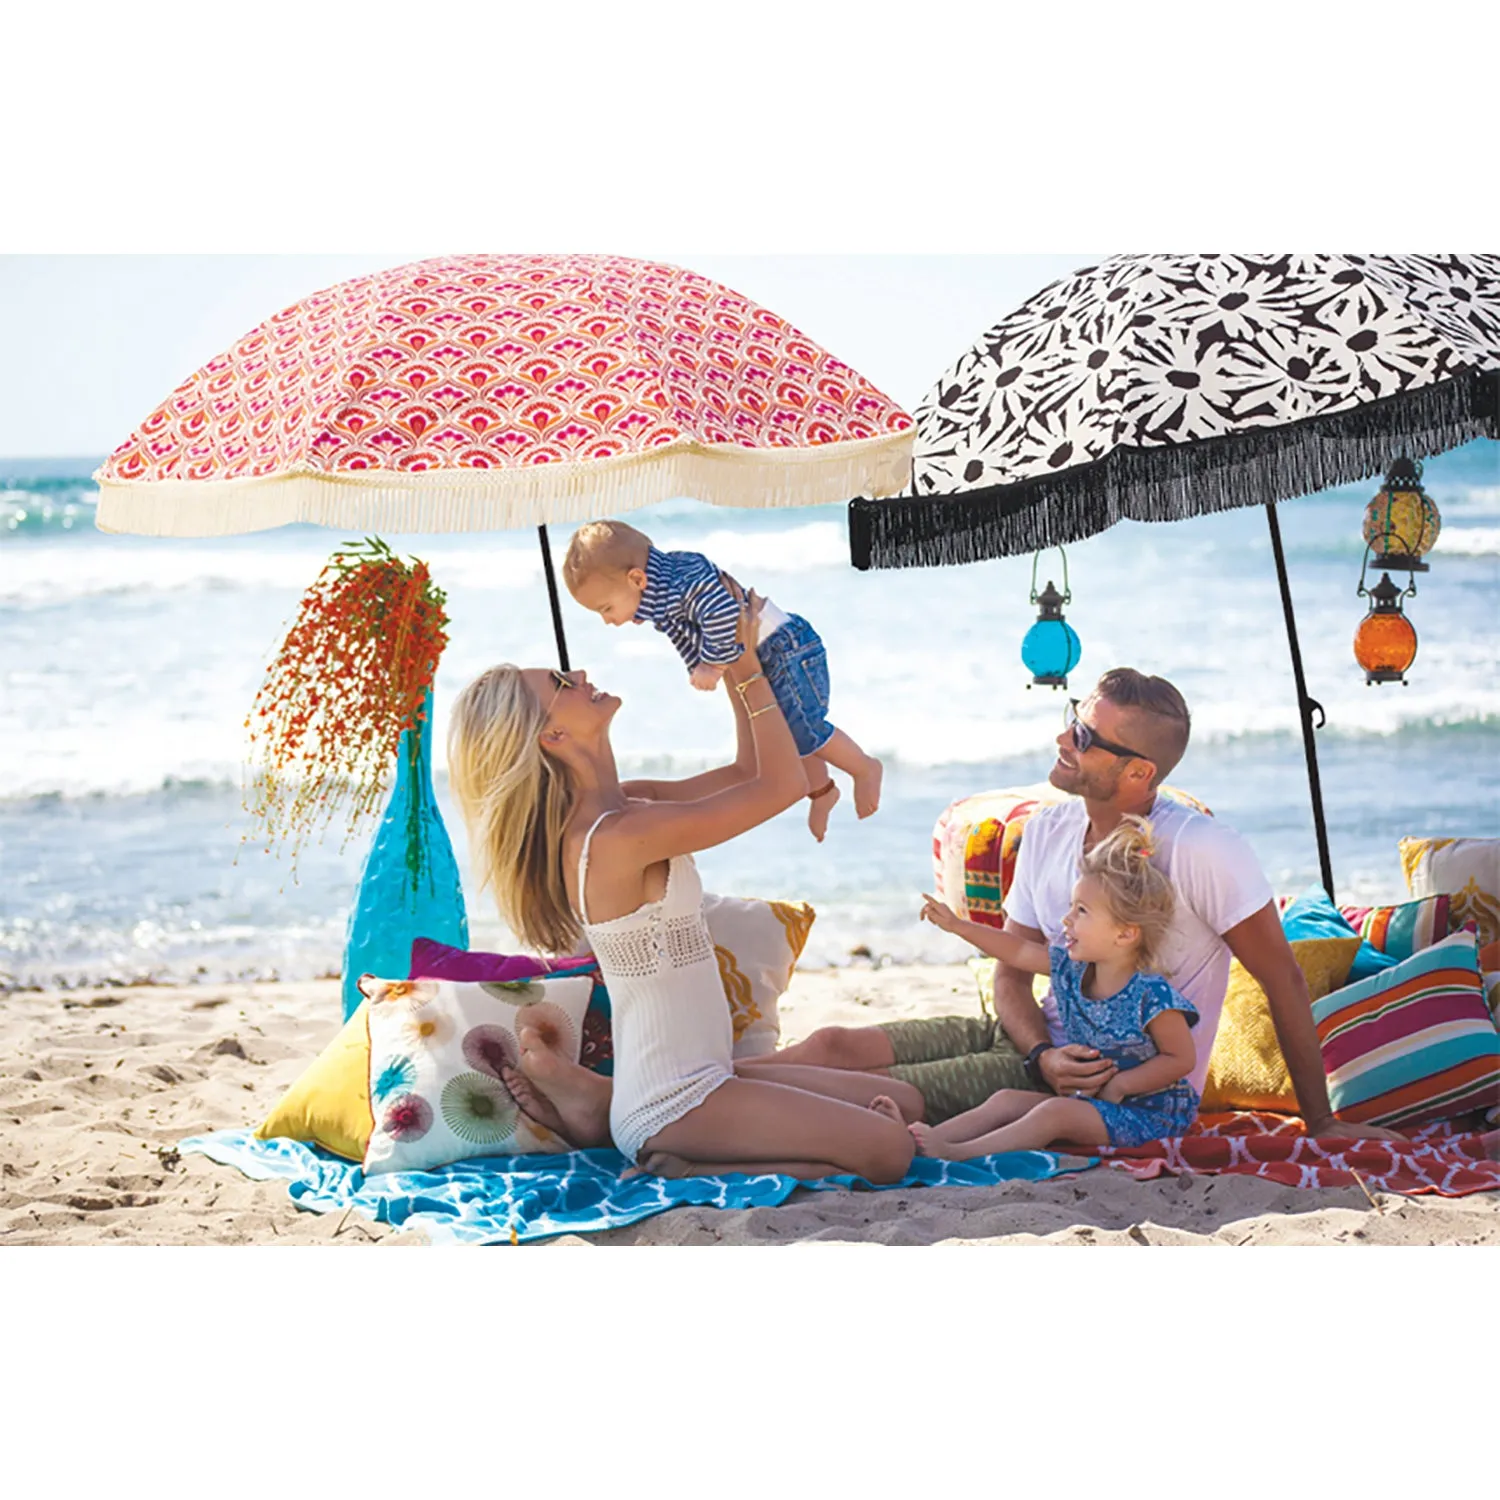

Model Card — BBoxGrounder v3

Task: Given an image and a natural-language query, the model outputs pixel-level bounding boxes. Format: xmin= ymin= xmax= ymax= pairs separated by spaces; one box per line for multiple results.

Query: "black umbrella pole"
xmin=1265 ymin=502 xmax=1335 ymax=901
xmin=538 ymin=525 xmax=571 ymax=672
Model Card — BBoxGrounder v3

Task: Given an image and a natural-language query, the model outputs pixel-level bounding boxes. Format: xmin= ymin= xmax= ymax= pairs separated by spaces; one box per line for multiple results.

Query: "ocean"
xmin=1 ymin=441 xmax=1496 ymax=989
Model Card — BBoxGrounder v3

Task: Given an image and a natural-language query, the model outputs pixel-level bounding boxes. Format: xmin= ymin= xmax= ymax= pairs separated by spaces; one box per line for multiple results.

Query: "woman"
xmin=448 ymin=601 xmax=915 ymax=1183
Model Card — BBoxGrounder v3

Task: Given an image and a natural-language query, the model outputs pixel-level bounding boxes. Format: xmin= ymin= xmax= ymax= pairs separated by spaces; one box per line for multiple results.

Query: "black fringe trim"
xmin=848 ymin=369 xmax=1500 ymax=571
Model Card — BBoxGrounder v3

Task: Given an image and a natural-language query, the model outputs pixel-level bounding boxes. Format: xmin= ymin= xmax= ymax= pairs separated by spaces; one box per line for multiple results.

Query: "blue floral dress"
xmin=1049 ymin=945 xmax=1201 ymax=1147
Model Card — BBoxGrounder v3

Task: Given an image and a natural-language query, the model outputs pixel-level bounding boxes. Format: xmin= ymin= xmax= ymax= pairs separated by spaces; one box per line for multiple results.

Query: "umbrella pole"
xmin=537 ymin=525 xmax=571 ymax=672
xmin=1265 ymin=502 xmax=1335 ymax=901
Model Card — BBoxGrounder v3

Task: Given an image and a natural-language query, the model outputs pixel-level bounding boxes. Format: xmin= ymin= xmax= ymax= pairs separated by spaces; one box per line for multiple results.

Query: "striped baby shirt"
xmin=633 ymin=545 xmax=744 ymax=670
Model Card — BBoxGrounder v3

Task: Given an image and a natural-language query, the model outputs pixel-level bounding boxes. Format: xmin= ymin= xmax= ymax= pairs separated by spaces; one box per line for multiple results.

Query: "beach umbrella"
xmin=95 ymin=252 xmax=915 ymax=667
xmin=848 ymin=254 xmax=1500 ymax=896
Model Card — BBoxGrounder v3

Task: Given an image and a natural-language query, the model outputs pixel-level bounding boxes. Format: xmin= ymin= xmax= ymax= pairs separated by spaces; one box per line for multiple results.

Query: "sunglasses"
xmin=545 ymin=668 xmax=576 ymax=716
xmin=1065 ymin=699 xmax=1150 ymax=763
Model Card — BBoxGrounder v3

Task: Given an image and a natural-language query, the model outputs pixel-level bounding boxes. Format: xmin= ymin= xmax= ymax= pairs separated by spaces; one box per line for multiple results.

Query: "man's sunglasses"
xmin=1065 ymin=699 xmax=1150 ymax=763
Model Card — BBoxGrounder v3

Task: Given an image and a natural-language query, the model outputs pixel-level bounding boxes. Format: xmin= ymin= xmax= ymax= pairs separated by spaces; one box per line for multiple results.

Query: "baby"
xmin=562 ymin=518 xmax=882 ymax=841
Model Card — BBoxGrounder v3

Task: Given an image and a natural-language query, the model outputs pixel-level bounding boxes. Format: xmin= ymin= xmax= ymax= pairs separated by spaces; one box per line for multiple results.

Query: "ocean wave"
xmin=4 ymin=711 xmax=1495 ymax=804
xmin=1433 ymin=526 xmax=1500 ymax=558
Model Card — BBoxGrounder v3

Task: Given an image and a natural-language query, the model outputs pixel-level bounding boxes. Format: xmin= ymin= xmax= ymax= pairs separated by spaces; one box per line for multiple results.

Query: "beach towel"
xmin=179 ymin=1131 xmax=1080 ymax=1245
xmin=1097 ymin=1111 xmax=1500 ymax=1196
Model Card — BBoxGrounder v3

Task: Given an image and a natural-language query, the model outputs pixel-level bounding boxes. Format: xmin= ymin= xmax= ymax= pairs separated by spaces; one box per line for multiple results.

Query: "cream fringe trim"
xmin=93 ymin=432 xmax=913 ymax=537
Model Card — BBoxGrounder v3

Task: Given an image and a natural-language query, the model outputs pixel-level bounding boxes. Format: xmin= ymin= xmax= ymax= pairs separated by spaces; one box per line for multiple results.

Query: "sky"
xmin=0 ymin=254 xmax=1102 ymax=460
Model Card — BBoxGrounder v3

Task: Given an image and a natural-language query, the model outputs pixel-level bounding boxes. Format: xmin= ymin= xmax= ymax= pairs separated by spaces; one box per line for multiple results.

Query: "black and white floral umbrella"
xmin=849 ymin=254 xmax=1500 ymax=895
xmin=851 ymin=253 xmax=1499 ymax=569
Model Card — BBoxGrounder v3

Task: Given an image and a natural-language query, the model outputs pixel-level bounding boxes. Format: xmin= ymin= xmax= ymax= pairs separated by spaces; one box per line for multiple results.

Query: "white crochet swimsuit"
xmin=576 ymin=811 xmax=734 ymax=1162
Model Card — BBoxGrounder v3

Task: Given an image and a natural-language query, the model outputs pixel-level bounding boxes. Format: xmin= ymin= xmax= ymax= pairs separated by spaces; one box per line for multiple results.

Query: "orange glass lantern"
xmin=1362 ymin=456 xmax=1442 ymax=572
xmin=1354 ymin=568 xmax=1418 ymax=685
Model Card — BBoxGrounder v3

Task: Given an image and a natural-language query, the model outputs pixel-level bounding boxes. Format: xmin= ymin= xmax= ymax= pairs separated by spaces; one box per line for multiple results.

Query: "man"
xmin=754 ymin=668 xmax=1402 ymax=1142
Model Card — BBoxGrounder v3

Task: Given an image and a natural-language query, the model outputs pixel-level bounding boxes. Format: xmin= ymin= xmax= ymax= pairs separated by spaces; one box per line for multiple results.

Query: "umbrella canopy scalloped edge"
xmin=94 ymin=429 xmax=913 ymax=538
xmin=848 ymin=369 xmax=1499 ymax=570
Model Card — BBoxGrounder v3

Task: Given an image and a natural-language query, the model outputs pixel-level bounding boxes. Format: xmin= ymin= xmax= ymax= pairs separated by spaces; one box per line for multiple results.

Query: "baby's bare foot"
xmin=853 ymin=755 xmax=883 ymax=820
xmin=869 ymin=1094 xmax=905 ymax=1125
xmin=807 ymin=780 xmax=840 ymax=842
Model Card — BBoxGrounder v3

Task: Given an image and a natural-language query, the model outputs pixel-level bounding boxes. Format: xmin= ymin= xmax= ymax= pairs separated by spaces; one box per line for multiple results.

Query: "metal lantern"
xmin=1362 ymin=456 xmax=1442 ymax=572
xmin=1354 ymin=555 xmax=1418 ymax=685
xmin=1021 ymin=548 xmax=1082 ymax=690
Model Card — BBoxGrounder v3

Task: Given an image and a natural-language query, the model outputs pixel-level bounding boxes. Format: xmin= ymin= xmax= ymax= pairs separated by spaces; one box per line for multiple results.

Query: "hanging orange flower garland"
xmin=245 ymin=537 xmax=449 ymax=870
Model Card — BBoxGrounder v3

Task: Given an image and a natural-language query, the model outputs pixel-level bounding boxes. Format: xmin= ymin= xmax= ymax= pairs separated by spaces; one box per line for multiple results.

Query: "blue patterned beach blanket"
xmin=180 ymin=1131 xmax=1089 ymax=1245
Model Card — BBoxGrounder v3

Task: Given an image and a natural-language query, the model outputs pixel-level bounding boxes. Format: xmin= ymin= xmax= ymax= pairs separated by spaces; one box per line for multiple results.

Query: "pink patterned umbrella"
xmin=94 ymin=253 xmax=914 ymax=536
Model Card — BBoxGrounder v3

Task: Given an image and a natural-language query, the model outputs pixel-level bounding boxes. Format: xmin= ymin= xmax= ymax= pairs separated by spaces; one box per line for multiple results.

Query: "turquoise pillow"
xmin=1281 ymin=884 xmax=1398 ymax=983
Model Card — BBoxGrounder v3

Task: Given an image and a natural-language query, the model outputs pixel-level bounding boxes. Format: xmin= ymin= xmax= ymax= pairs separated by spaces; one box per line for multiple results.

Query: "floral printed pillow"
xmin=361 ymin=974 xmax=594 ymax=1176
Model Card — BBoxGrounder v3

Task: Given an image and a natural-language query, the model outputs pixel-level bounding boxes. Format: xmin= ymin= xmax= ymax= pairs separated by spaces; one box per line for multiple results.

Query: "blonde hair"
xmin=1078 ymin=815 xmax=1176 ymax=971
xmin=447 ymin=664 xmax=581 ymax=956
xmin=562 ymin=519 xmax=651 ymax=593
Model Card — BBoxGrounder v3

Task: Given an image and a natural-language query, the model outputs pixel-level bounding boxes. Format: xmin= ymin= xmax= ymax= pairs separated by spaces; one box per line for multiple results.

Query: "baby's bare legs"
xmin=803 ymin=754 xmax=840 ymax=841
xmin=818 ymin=728 xmax=883 ymax=819
xmin=911 ymin=1096 xmax=1110 ymax=1161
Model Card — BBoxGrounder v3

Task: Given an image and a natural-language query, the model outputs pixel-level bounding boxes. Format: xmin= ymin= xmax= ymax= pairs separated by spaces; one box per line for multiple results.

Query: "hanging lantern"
xmin=1362 ymin=455 xmax=1442 ymax=572
xmin=1354 ymin=554 xmax=1418 ymax=685
xmin=1021 ymin=548 xmax=1082 ymax=690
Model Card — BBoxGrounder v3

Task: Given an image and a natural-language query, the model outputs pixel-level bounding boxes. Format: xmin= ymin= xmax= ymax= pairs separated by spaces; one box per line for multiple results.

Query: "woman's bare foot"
xmin=629 ymin=1150 xmax=700 ymax=1180
xmin=868 ymin=1094 xmax=905 ymax=1125
xmin=515 ymin=1025 xmax=613 ymax=1148
xmin=807 ymin=780 xmax=840 ymax=842
xmin=497 ymin=1059 xmax=574 ymax=1144
xmin=853 ymin=754 xmax=883 ymax=820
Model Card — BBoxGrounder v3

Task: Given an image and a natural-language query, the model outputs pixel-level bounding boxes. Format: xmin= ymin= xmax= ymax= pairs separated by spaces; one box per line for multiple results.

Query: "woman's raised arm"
xmin=620 ymin=589 xmax=762 ymax=805
xmin=610 ymin=615 xmax=807 ymax=862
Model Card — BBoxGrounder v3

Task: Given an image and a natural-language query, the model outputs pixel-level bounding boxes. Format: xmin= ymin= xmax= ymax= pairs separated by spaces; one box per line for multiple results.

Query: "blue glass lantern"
xmin=1021 ymin=548 xmax=1082 ymax=690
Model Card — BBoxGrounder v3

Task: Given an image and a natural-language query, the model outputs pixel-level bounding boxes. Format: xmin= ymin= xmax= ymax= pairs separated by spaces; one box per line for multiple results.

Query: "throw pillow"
xmin=700 ymin=893 xmax=814 ymax=1057
xmin=413 ymin=896 xmax=815 ymax=1065
xmin=1201 ymin=937 xmax=1363 ymax=1113
xmin=362 ymin=973 xmax=595 ymax=1175
xmin=1339 ymin=893 xmax=1461 ymax=967
xmin=1314 ymin=931 xmax=1500 ymax=1129
xmin=931 ymin=782 xmax=1211 ymax=928
xmin=256 ymin=1003 xmax=374 ymax=1162
xmin=1280 ymin=883 xmax=1397 ymax=983
xmin=1399 ymin=836 xmax=1500 ymax=948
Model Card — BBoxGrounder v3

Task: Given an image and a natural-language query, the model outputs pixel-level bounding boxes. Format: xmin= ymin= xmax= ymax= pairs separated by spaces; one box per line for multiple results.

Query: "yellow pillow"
xmin=1399 ymin=836 xmax=1500 ymax=947
xmin=1202 ymin=937 xmax=1362 ymax=1113
xmin=257 ymin=1003 xmax=374 ymax=1162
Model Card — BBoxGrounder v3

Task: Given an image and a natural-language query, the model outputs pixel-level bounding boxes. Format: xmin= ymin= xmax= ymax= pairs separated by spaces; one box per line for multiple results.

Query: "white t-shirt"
xmin=1002 ymin=795 xmax=1273 ymax=1095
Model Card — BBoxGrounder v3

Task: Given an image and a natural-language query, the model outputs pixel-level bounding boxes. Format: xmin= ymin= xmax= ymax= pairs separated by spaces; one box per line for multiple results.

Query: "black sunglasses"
xmin=1065 ymin=699 xmax=1150 ymax=763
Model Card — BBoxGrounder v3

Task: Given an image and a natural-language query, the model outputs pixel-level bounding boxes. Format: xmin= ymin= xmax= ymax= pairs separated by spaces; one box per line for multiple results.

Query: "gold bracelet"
xmin=748 ymin=702 xmax=777 ymax=719
xmin=732 ymin=671 xmax=766 ymax=697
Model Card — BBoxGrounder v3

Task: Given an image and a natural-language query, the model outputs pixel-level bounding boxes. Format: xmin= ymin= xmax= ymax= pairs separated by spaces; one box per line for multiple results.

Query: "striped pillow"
xmin=1314 ymin=932 xmax=1500 ymax=1129
xmin=1338 ymin=893 xmax=1453 ymax=964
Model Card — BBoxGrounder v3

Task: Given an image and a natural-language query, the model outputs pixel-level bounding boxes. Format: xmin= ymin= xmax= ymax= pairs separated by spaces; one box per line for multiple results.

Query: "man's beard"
xmin=1049 ymin=752 xmax=1123 ymax=801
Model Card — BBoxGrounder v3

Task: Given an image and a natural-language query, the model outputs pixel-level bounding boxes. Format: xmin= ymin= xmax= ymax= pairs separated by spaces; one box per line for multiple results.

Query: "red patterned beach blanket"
xmin=1097 ymin=1111 xmax=1500 ymax=1196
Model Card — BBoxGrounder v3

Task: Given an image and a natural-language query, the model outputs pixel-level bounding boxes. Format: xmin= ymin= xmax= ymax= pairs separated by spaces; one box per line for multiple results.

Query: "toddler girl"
xmin=893 ymin=816 xmax=1199 ymax=1158
xmin=562 ymin=518 xmax=881 ymax=842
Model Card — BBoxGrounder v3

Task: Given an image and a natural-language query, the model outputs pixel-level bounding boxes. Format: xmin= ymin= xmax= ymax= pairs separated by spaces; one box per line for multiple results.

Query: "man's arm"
xmin=991 ymin=920 xmax=1117 ymax=1096
xmin=1223 ymin=901 xmax=1405 ymax=1140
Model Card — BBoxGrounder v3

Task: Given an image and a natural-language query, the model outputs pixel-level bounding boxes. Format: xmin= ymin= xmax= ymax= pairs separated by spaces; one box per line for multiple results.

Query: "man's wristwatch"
xmin=1022 ymin=1042 xmax=1052 ymax=1091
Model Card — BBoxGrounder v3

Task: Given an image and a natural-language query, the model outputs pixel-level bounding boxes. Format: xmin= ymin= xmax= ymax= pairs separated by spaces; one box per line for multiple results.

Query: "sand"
xmin=1 ymin=964 xmax=1496 ymax=1247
